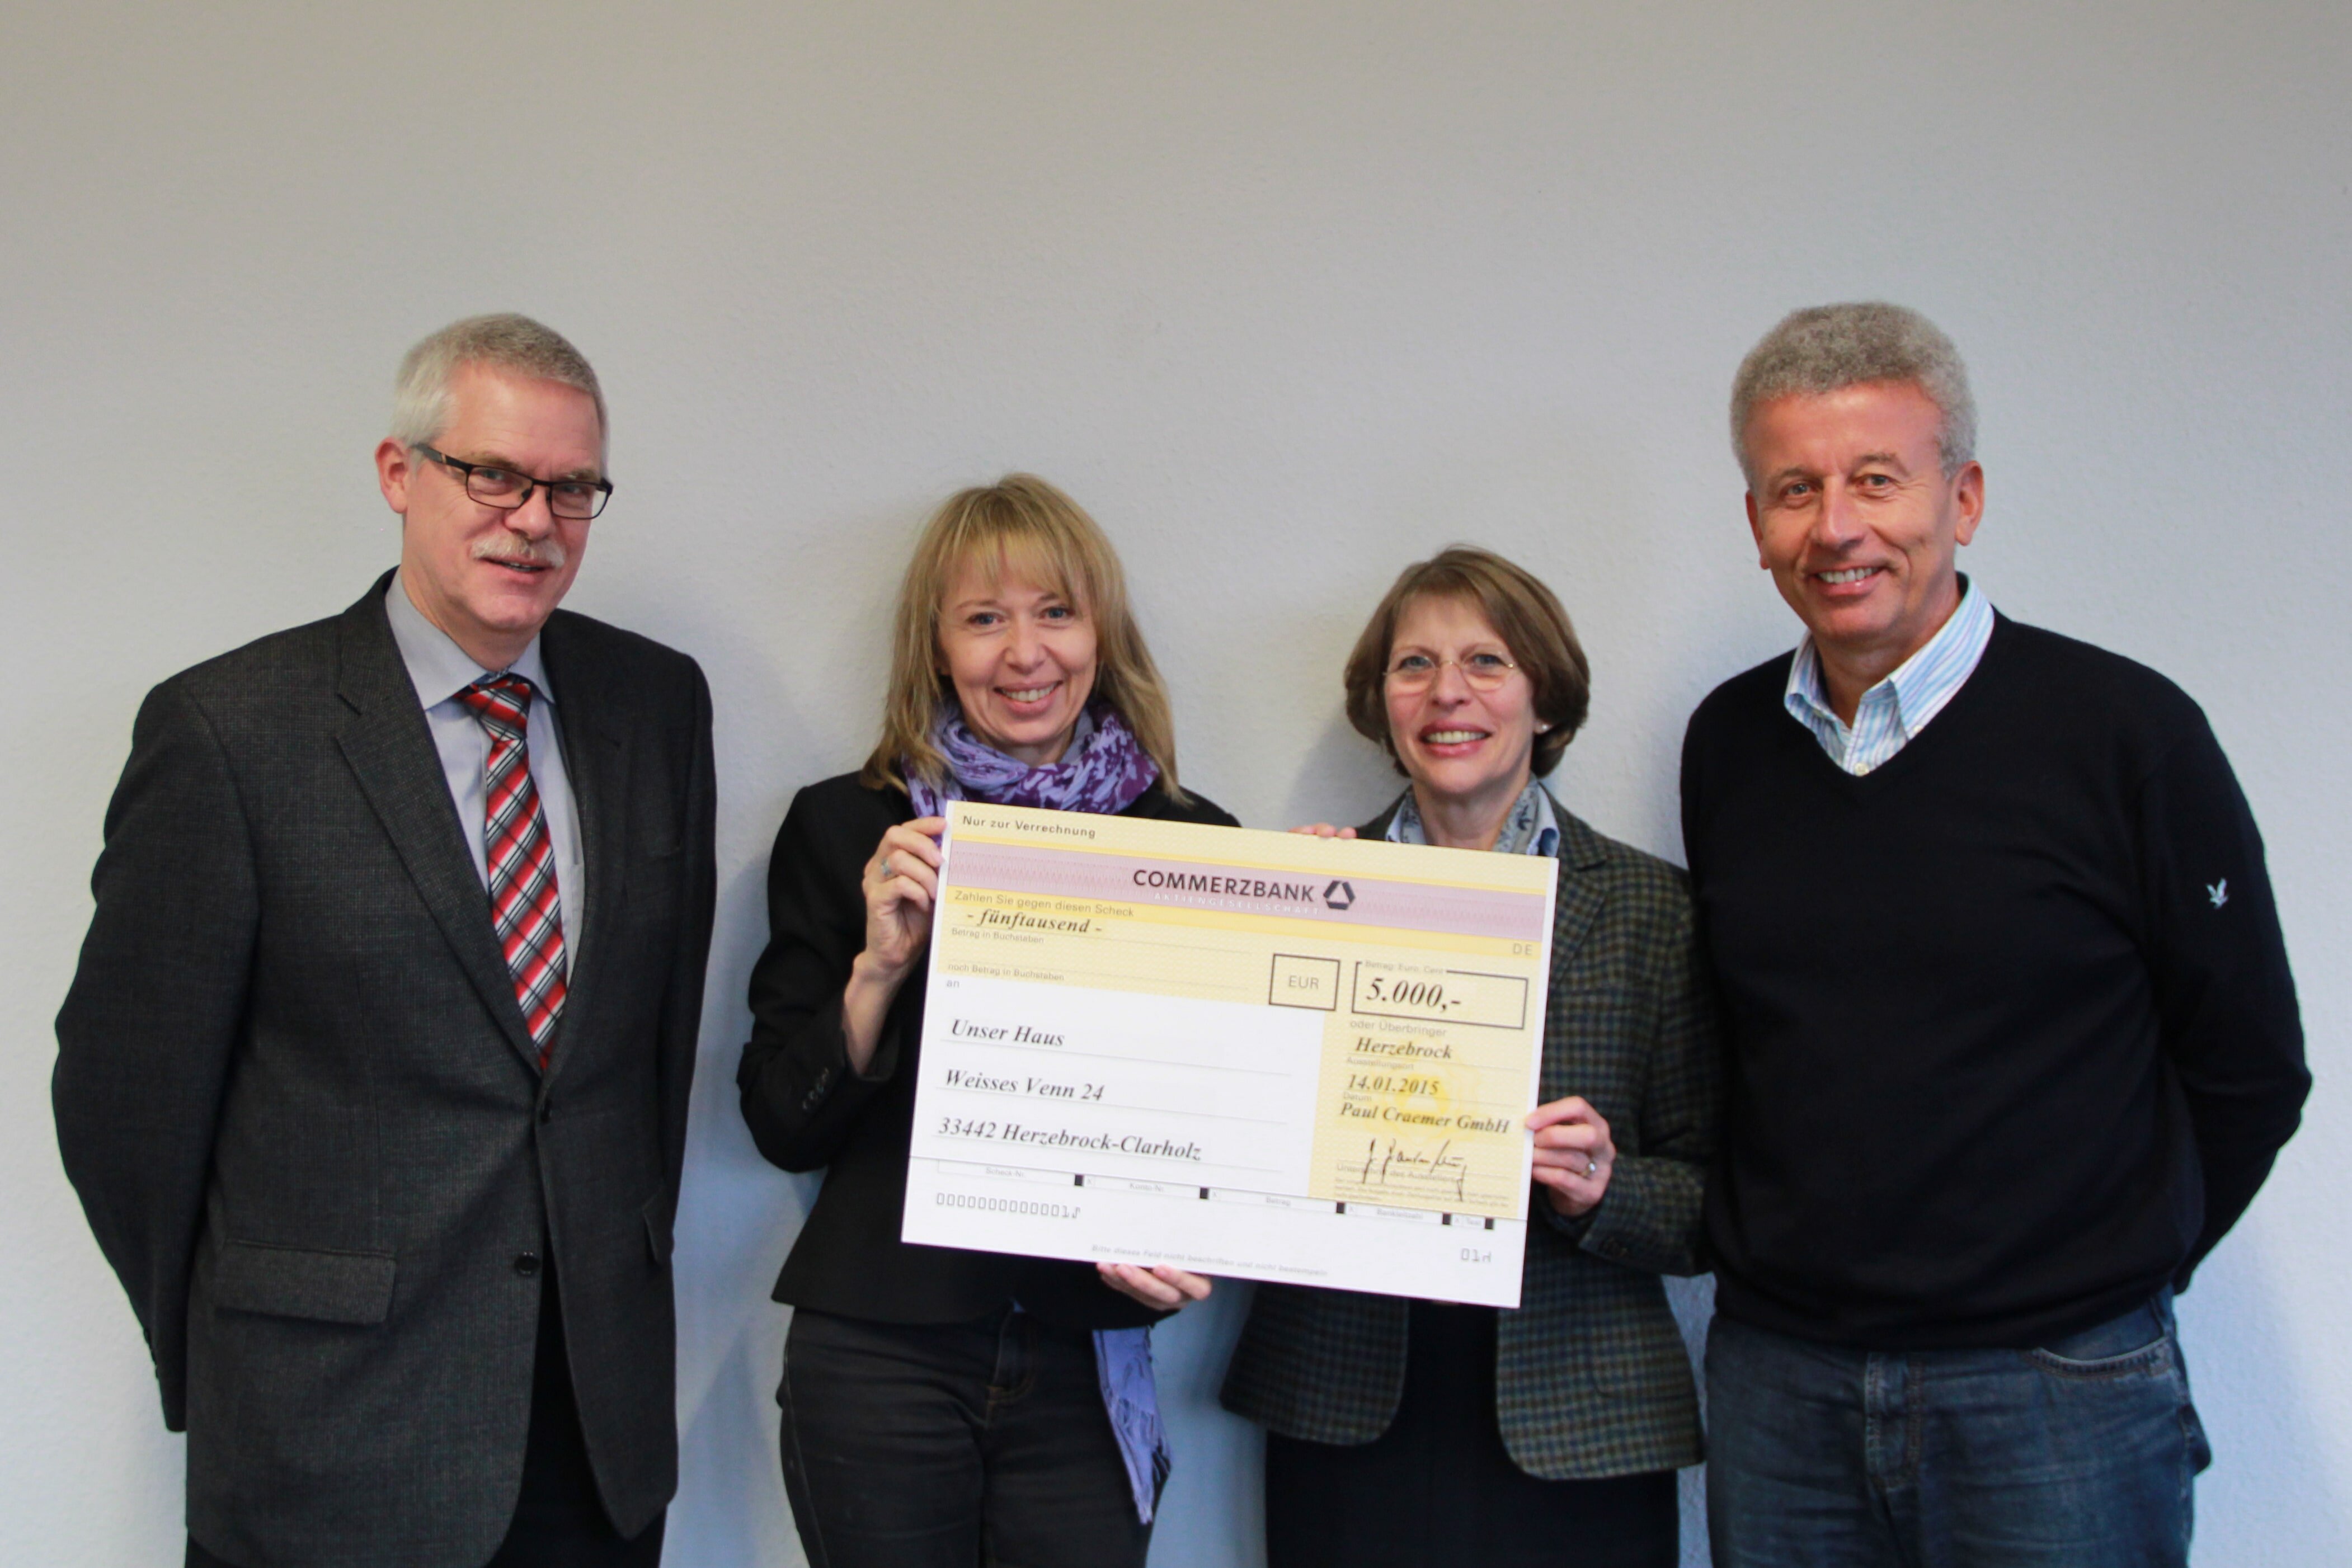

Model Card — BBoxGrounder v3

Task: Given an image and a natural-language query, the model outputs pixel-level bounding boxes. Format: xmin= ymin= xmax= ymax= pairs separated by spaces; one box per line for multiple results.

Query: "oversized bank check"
xmin=899 ymin=802 xmax=1559 ymax=1307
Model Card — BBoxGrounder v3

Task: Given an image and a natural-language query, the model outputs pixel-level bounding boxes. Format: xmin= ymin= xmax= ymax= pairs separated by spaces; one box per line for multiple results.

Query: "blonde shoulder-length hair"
xmin=860 ymin=474 xmax=1186 ymax=803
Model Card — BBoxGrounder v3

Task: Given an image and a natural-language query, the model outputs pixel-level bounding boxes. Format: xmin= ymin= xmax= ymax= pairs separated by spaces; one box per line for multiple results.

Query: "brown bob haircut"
xmin=860 ymin=474 xmax=1185 ymax=801
xmin=1342 ymin=545 xmax=1591 ymax=778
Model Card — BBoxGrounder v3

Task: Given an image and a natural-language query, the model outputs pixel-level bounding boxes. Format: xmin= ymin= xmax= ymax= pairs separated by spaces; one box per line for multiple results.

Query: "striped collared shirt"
xmin=1784 ymin=577 xmax=1994 ymax=775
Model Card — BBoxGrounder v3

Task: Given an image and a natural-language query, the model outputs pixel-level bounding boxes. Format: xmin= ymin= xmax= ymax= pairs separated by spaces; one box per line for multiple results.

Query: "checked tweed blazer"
xmin=1220 ymin=794 xmax=1721 ymax=1479
xmin=54 ymin=576 xmax=717 ymax=1568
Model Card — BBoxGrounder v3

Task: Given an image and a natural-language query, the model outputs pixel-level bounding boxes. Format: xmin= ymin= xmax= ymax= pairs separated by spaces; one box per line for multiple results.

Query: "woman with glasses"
xmin=1220 ymin=547 xmax=1720 ymax=1568
xmin=738 ymin=475 xmax=1234 ymax=1568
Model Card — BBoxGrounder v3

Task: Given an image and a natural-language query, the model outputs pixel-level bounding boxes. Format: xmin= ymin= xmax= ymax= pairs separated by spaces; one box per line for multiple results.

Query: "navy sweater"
xmin=1681 ymin=615 xmax=2306 ymax=1349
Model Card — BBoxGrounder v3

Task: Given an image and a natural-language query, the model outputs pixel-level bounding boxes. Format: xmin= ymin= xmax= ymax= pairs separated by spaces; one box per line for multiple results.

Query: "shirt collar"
xmin=1785 ymin=574 xmax=1991 ymax=737
xmin=384 ymin=571 xmax=556 ymax=710
xmin=1386 ymin=778 xmax=1561 ymax=859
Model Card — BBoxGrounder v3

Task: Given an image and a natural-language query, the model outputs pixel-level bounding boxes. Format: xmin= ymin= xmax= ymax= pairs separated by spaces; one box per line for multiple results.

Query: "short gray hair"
xmin=1730 ymin=302 xmax=1975 ymax=483
xmin=389 ymin=313 xmax=606 ymax=452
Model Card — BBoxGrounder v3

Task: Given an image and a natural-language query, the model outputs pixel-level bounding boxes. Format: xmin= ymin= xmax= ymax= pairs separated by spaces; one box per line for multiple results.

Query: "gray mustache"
xmin=472 ymin=538 xmax=568 ymax=569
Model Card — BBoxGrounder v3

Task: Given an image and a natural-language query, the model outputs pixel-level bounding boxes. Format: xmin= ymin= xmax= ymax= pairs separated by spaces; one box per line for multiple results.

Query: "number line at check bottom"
xmin=926 ymin=1164 xmax=1511 ymax=1227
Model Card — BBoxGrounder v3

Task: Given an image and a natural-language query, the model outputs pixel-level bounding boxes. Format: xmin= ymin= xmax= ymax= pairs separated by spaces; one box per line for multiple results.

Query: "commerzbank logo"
xmin=1123 ymin=865 xmax=1362 ymax=912
xmin=1131 ymin=868 xmax=1317 ymax=903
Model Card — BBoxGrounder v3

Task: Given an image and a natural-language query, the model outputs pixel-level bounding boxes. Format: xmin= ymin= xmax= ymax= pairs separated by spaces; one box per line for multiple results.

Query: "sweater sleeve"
xmin=737 ymin=788 xmax=910 ymax=1173
xmin=2133 ymin=718 xmax=2308 ymax=1284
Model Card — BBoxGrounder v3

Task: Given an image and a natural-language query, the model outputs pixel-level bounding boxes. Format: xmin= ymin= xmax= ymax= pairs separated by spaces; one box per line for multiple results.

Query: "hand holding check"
xmin=844 ymin=816 xmax=946 ymax=1072
xmin=1527 ymin=1095 xmax=1614 ymax=1217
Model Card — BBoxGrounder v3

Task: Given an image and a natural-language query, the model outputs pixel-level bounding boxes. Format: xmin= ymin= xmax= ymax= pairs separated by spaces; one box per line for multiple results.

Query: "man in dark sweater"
xmin=1682 ymin=303 xmax=2307 ymax=1568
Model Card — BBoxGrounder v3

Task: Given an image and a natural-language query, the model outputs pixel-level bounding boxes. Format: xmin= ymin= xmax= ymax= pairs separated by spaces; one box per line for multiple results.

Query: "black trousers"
xmin=189 ymin=1269 xmax=663 ymax=1568
xmin=778 ymin=1305 xmax=1150 ymax=1568
xmin=1265 ymin=1299 xmax=1678 ymax=1568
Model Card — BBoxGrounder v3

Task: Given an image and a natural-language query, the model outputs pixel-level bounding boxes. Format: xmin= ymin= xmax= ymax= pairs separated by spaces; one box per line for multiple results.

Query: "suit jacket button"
xmin=514 ymin=1252 xmax=542 ymax=1277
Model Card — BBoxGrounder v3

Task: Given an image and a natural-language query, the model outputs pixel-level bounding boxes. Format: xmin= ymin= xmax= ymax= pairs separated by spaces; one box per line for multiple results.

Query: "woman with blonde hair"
xmin=740 ymin=475 xmax=1235 ymax=1567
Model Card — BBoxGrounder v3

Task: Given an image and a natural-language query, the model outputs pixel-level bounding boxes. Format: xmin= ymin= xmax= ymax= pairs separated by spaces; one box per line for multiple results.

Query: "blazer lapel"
xmin=539 ymin=614 xmax=632 ymax=1085
xmin=1545 ymin=793 xmax=1609 ymax=969
xmin=331 ymin=579 xmax=543 ymax=1072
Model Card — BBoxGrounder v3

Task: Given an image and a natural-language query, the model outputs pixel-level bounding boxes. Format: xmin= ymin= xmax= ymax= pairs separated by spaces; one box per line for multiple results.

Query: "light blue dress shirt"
xmin=1784 ymin=576 xmax=1995 ymax=776
xmin=384 ymin=574 xmax=585 ymax=958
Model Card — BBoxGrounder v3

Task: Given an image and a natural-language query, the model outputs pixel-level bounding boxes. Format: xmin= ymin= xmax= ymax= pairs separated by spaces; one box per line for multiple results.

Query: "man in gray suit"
xmin=55 ymin=314 xmax=717 ymax=1568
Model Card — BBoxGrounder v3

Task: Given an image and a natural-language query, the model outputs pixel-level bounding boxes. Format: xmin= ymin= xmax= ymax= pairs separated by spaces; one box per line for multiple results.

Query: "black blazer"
xmin=740 ymin=770 xmax=1238 ymax=1329
xmin=54 ymin=576 xmax=717 ymax=1568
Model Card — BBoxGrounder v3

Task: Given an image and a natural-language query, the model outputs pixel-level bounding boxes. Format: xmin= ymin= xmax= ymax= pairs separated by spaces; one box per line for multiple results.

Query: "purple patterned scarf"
xmin=905 ymin=700 xmax=1159 ymax=818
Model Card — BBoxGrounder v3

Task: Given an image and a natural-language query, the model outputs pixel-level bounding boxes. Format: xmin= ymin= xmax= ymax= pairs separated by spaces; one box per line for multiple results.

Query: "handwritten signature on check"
xmin=1358 ymin=1137 xmax=1471 ymax=1200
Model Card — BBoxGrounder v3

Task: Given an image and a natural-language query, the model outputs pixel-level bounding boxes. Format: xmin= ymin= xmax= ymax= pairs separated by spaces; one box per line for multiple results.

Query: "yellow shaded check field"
xmin=1350 ymin=962 xmax=1530 ymax=1031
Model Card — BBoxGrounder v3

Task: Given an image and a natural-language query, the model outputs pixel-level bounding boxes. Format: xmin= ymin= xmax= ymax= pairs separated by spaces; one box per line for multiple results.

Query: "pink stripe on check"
xmin=947 ymin=840 xmax=1550 ymax=942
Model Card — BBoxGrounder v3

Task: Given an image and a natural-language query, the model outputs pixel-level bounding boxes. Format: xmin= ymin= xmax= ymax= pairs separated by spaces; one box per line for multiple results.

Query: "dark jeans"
xmin=1264 ymin=1299 xmax=1678 ymax=1568
xmin=1706 ymin=1291 xmax=2209 ymax=1568
xmin=778 ymin=1305 xmax=1150 ymax=1568
xmin=187 ymin=1268 xmax=662 ymax=1568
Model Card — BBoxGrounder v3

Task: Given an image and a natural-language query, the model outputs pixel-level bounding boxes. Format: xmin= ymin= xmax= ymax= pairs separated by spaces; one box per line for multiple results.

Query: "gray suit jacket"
xmin=1220 ymin=797 xmax=1721 ymax=1479
xmin=54 ymin=575 xmax=717 ymax=1568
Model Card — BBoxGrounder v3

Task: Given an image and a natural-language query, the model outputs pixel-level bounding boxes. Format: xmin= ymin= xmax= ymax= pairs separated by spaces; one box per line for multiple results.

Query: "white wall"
xmin=4 ymin=3 xmax=2346 ymax=1563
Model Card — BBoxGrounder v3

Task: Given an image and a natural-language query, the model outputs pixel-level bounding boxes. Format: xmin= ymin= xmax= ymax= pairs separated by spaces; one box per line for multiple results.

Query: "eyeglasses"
xmin=1385 ymin=650 xmax=1520 ymax=693
xmin=415 ymin=445 xmax=614 ymax=521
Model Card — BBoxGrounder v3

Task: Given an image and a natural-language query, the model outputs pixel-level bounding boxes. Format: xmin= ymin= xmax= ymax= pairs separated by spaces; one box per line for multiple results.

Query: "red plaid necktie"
xmin=459 ymin=675 xmax=567 ymax=1066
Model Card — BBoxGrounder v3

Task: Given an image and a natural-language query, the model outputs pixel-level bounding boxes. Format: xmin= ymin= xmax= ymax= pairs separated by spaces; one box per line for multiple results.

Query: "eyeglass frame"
xmin=413 ymin=444 xmax=615 ymax=521
xmin=1383 ymin=649 xmax=1522 ymax=693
